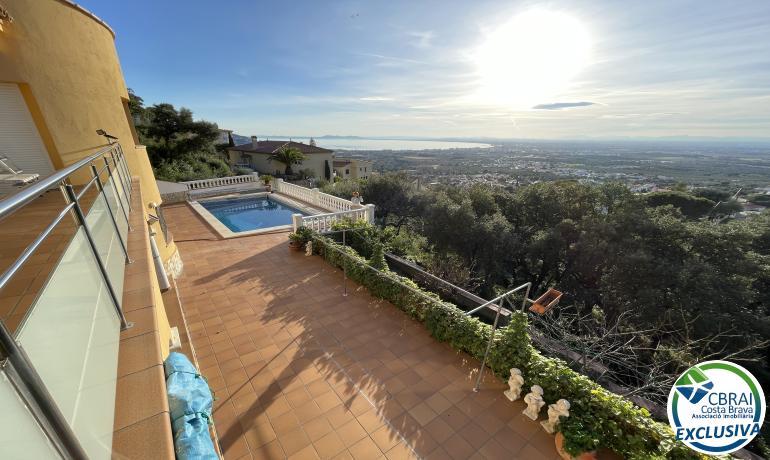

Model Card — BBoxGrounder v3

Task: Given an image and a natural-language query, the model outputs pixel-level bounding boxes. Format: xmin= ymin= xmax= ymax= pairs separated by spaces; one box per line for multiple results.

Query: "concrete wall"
xmin=0 ymin=0 xmax=176 ymax=259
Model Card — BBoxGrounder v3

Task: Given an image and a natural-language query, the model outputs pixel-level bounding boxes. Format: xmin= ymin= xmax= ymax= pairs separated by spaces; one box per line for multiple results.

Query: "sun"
xmin=473 ymin=9 xmax=591 ymax=109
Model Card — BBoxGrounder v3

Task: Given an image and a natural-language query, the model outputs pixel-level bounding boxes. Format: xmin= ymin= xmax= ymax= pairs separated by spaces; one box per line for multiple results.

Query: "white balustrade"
xmin=293 ymin=207 xmax=371 ymax=233
xmin=181 ymin=174 xmax=259 ymax=190
xmin=274 ymin=179 xmax=364 ymax=212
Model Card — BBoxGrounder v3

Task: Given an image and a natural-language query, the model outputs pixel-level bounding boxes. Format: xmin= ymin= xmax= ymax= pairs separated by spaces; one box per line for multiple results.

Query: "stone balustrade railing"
xmin=274 ymin=179 xmax=362 ymax=212
xmin=293 ymin=206 xmax=375 ymax=233
xmin=181 ymin=175 xmax=259 ymax=190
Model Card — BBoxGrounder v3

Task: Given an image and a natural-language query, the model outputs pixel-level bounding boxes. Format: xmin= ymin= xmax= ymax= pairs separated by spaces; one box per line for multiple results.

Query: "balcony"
xmin=0 ymin=144 xmax=175 ymax=459
xmin=163 ymin=203 xmax=560 ymax=459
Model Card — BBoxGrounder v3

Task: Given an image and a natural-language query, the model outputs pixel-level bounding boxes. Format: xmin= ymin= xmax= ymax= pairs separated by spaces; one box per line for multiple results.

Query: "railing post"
xmin=90 ymin=164 xmax=132 ymax=264
xmin=312 ymin=188 xmax=320 ymax=206
xmin=115 ymin=144 xmax=133 ymax=201
xmin=275 ymin=178 xmax=283 ymax=193
xmin=292 ymin=213 xmax=303 ymax=232
xmin=365 ymin=204 xmax=375 ymax=224
xmin=473 ymin=293 xmax=505 ymax=393
xmin=106 ymin=157 xmax=132 ymax=231
xmin=64 ymin=184 xmax=131 ymax=331
xmin=0 ymin=322 xmax=89 ymax=459
xmin=342 ymin=229 xmax=348 ymax=297
xmin=110 ymin=151 xmax=132 ymax=213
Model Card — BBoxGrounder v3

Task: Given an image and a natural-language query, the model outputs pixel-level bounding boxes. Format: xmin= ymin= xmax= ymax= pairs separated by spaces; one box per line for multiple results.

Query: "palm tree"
xmin=269 ymin=147 xmax=306 ymax=176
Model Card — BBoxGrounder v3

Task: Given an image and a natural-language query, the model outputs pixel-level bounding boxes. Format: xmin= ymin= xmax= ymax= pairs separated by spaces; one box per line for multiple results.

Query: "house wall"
xmin=334 ymin=159 xmax=373 ymax=180
xmin=228 ymin=149 xmax=333 ymax=179
xmin=0 ymin=1 xmax=176 ymax=355
xmin=0 ymin=0 xmax=177 ymax=261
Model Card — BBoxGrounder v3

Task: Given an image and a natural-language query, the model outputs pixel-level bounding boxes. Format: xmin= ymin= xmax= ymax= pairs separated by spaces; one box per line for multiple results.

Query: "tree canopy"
xmin=269 ymin=147 xmax=306 ymax=175
xmin=127 ymin=89 xmax=230 ymax=182
xmin=325 ymin=175 xmax=770 ymax=419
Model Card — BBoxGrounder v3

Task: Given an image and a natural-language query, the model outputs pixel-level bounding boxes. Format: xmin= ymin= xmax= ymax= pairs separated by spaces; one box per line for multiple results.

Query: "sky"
xmin=80 ymin=0 xmax=770 ymax=140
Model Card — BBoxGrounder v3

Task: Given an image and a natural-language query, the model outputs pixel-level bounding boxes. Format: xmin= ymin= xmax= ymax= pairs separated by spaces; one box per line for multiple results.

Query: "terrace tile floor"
xmin=165 ymin=202 xmax=560 ymax=460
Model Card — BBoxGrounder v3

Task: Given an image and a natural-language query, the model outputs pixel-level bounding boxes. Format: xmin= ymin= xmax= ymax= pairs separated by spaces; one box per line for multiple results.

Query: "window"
xmin=345 ymin=169 xmax=350 ymax=175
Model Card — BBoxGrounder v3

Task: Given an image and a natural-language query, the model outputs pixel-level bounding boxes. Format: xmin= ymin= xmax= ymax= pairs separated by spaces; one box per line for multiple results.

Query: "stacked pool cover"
xmin=163 ymin=352 xmax=218 ymax=459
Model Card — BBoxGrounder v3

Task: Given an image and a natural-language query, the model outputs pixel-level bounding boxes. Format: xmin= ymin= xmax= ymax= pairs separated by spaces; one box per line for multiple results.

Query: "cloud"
xmin=408 ymin=30 xmax=435 ymax=49
xmin=532 ymin=101 xmax=597 ymax=110
xmin=360 ymin=96 xmax=393 ymax=101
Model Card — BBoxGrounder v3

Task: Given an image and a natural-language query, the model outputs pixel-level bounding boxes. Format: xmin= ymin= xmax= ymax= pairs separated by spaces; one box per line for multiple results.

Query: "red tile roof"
xmin=229 ymin=140 xmax=333 ymax=154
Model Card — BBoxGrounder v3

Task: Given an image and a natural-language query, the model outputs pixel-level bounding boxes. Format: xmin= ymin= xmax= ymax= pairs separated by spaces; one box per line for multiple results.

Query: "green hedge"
xmin=311 ymin=234 xmax=706 ymax=459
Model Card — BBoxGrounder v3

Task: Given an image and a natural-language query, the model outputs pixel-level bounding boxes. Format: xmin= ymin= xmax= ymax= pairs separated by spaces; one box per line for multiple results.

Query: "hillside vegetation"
xmin=323 ymin=174 xmax=770 ymax=454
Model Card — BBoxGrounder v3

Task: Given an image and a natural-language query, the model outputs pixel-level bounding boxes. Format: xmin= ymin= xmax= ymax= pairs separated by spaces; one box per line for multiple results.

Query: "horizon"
xmin=79 ymin=0 xmax=770 ymax=141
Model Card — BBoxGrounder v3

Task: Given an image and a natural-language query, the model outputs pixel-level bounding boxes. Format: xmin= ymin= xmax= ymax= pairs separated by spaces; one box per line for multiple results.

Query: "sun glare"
xmin=474 ymin=9 xmax=591 ymax=109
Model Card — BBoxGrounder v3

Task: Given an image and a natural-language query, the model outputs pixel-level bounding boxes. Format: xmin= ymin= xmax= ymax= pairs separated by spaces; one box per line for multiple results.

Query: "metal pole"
xmin=117 ymin=144 xmax=132 ymax=192
xmin=473 ymin=293 xmax=505 ymax=392
xmin=90 ymin=164 xmax=132 ymax=264
xmin=104 ymin=157 xmax=132 ymax=230
xmin=342 ymin=229 xmax=348 ymax=297
xmin=522 ymin=283 xmax=532 ymax=311
xmin=64 ymin=185 xmax=131 ymax=330
xmin=111 ymin=145 xmax=130 ymax=203
xmin=0 ymin=322 xmax=89 ymax=459
xmin=109 ymin=152 xmax=132 ymax=213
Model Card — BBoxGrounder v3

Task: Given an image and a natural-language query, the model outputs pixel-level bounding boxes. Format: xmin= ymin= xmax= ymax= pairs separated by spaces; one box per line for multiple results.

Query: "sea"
xmin=291 ymin=138 xmax=492 ymax=151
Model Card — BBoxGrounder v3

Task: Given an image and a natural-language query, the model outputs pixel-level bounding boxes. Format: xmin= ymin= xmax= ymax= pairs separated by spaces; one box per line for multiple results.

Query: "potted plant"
xmin=288 ymin=227 xmax=313 ymax=251
xmin=260 ymin=174 xmax=273 ymax=192
xmin=556 ymin=417 xmax=599 ymax=460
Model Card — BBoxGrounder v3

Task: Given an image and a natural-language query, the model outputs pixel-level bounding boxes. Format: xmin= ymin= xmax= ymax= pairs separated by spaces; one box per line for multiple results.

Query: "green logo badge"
xmin=667 ymin=360 xmax=765 ymax=455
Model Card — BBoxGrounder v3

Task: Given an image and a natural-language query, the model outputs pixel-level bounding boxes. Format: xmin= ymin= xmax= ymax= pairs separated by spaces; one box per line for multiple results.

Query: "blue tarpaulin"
xmin=164 ymin=352 xmax=218 ymax=460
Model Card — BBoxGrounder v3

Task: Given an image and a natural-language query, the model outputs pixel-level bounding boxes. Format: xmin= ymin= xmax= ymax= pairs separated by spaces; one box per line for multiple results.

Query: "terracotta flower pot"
xmin=555 ymin=432 xmax=598 ymax=460
xmin=289 ymin=240 xmax=303 ymax=251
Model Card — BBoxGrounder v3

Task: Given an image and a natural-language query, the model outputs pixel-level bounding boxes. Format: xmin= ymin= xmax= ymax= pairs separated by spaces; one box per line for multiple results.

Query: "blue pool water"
xmin=200 ymin=196 xmax=306 ymax=232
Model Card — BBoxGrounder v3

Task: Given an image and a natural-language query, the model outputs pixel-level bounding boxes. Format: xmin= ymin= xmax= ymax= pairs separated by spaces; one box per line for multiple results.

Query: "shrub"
xmin=310 ymin=233 xmax=706 ymax=459
xmin=288 ymin=226 xmax=313 ymax=245
xmin=153 ymin=152 xmax=231 ymax=182
xmin=234 ymin=166 xmax=254 ymax=175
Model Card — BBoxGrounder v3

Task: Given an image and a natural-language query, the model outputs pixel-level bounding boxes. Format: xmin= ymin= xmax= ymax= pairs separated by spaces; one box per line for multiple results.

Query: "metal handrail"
xmin=318 ymin=229 xmax=535 ymax=392
xmin=464 ymin=282 xmax=532 ymax=316
xmin=0 ymin=144 xmax=119 ymax=219
xmin=0 ymin=142 xmax=134 ymax=459
xmin=466 ymin=282 xmax=533 ymax=392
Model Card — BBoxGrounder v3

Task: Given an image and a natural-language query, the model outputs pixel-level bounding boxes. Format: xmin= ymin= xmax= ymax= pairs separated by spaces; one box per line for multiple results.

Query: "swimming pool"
xmin=199 ymin=196 xmax=308 ymax=232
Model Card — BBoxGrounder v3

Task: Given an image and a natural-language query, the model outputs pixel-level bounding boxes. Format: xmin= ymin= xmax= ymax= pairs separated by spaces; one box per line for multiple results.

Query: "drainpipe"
xmin=147 ymin=216 xmax=171 ymax=291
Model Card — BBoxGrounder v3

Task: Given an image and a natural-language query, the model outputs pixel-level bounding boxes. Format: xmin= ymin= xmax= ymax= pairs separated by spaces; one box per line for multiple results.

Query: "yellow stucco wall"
xmin=333 ymin=158 xmax=373 ymax=180
xmin=0 ymin=1 xmax=177 ymax=354
xmin=229 ymin=149 xmax=334 ymax=179
xmin=0 ymin=0 xmax=177 ymax=259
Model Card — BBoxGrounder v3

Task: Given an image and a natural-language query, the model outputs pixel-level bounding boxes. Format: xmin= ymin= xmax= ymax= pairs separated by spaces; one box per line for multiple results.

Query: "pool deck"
xmin=165 ymin=202 xmax=560 ymax=460
xmin=189 ymin=192 xmax=327 ymax=239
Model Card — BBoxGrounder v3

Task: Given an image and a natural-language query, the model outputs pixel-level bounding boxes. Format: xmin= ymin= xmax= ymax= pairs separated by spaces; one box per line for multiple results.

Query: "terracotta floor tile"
xmin=242 ymin=421 xmax=277 ymax=450
xmin=302 ymin=416 xmax=334 ymax=442
xmin=313 ymin=430 xmax=347 ymax=458
xmin=272 ymin=410 xmax=303 ymax=435
xmin=493 ymin=425 xmax=528 ymax=454
xmin=370 ymin=425 xmax=401 ymax=453
xmin=336 ymin=419 xmax=368 ymax=447
xmin=251 ymin=439 xmax=285 ymax=459
xmin=348 ymin=435 xmax=383 ymax=459
xmin=442 ymin=435 xmax=476 ymax=460
xmin=278 ymin=426 xmax=312 ymax=457
xmin=424 ymin=416 xmax=454 ymax=444
xmin=288 ymin=444 xmax=320 ymax=460
xmin=385 ymin=441 xmax=419 ymax=460
xmin=165 ymin=203 xmax=556 ymax=460
xmin=408 ymin=402 xmax=438 ymax=426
